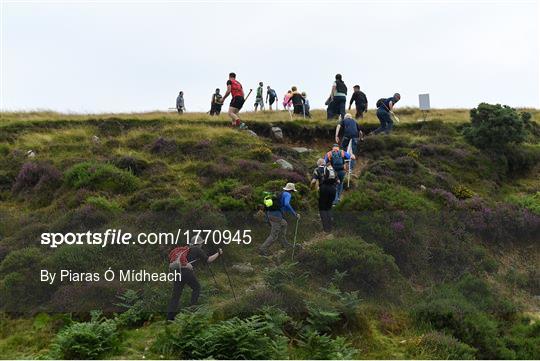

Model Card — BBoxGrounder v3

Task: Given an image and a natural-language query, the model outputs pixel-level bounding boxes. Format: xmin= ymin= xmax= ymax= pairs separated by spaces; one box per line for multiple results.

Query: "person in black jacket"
xmin=349 ymin=85 xmax=368 ymax=119
xmin=287 ymin=86 xmax=306 ymax=116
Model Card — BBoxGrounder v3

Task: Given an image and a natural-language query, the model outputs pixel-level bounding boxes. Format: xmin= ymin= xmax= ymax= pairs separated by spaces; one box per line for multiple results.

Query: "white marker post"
xmin=419 ymin=93 xmax=430 ymax=121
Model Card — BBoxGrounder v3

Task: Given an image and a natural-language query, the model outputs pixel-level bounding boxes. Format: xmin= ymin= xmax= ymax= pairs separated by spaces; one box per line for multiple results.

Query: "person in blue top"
xmin=373 ymin=93 xmax=401 ymax=135
xmin=324 ymin=144 xmax=355 ymax=204
xmin=335 ymin=113 xmax=363 ymax=171
xmin=260 ymin=182 xmax=300 ymax=256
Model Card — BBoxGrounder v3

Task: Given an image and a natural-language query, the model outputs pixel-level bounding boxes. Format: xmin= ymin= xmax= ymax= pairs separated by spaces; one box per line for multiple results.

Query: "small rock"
xmin=92 ymin=135 xmax=101 ymax=144
xmin=245 ymin=130 xmax=258 ymax=137
xmin=271 ymin=127 xmax=283 ymax=141
xmin=275 ymin=158 xmax=293 ymax=170
xmin=232 ymin=262 xmax=255 ymax=274
xmin=420 ymin=184 xmax=427 ymax=191
xmin=291 ymin=147 xmax=311 ymax=154
xmin=26 ymin=150 xmax=36 ymax=158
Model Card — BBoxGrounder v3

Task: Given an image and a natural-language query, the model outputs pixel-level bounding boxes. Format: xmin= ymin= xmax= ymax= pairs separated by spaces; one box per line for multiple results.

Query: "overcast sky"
xmin=2 ymin=0 xmax=539 ymax=113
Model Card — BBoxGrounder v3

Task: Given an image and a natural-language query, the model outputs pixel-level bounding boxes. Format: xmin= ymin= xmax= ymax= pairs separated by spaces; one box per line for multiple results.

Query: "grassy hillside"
xmin=0 ymin=108 xmax=539 ymax=359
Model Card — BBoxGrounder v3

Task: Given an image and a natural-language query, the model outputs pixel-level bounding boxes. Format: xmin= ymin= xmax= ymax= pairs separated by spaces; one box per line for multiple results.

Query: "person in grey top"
xmin=176 ymin=91 xmax=185 ymax=114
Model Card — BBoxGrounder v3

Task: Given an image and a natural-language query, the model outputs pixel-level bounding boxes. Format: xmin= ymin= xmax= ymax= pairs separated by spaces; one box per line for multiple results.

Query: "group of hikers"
xmin=167 ymin=72 xmax=401 ymax=320
xmin=175 ymin=72 xmax=400 ymax=135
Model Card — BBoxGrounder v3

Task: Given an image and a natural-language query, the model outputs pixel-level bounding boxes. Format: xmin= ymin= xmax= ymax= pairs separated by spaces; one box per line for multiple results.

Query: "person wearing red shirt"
xmin=221 ymin=72 xmax=245 ymax=127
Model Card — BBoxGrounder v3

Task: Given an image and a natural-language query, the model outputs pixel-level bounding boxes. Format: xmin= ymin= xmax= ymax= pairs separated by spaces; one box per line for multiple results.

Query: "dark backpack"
xmin=168 ymin=246 xmax=190 ymax=270
xmin=343 ymin=118 xmax=359 ymax=137
xmin=335 ymin=80 xmax=347 ymax=95
xmin=328 ymin=150 xmax=345 ymax=171
xmin=323 ymin=166 xmax=337 ymax=183
xmin=377 ymin=98 xmax=390 ymax=110
xmin=263 ymin=191 xmax=282 ymax=211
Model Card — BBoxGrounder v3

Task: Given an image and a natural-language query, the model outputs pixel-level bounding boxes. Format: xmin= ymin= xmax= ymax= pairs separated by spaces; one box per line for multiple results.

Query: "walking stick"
xmin=221 ymin=256 xmax=237 ymax=301
xmin=291 ymin=217 xmax=300 ymax=260
xmin=206 ymin=263 xmax=219 ymax=290
xmin=244 ymin=89 xmax=253 ymax=104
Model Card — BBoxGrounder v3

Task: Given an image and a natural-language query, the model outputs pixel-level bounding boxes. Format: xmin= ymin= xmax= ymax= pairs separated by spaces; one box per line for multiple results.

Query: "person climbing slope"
xmin=324 ymin=144 xmax=355 ymax=205
xmin=373 ymin=93 xmax=401 ymax=135
xmin=266 ymin=86 xmax=278 ymax=110
xmin=335 ymin=113 xmax=363 ymax=171
xmin=221 ymin=72 xmax=245 ymax=127
xmin=260 ymin=182 xmax=300 ymax=256
xmin=328 ymin=74 xmax=348 ymax=120
xmin=287 ymin=86 xmax=305 ymax=116
xmin=349 ymin=85 xmax=368 ymax=119
xmin=176 ymin=91 xmax=185 ymax=114
xmin=166 ymin=236 xmax=223 ymax=321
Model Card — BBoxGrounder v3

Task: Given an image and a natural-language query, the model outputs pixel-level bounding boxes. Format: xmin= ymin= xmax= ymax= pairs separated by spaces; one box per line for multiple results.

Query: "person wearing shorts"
xmin=221 ymin=72 xmax=245 ymax=126
xmin=266 ymin=86 xmax=277 ymax=110
xmin=254 ymin=82 xmax=264 ymax=112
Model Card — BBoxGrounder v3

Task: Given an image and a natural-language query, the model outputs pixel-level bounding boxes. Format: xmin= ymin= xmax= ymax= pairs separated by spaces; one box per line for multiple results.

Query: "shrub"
xmin=508 ymin=192 xmax=540 ymax=215
xmin=416 ymin=331 xmax=477 ymax=359
xmin=250 ymin=146 xmax=272 ymax=161
xmin=298 ymin=237 xmax=402 ymax=295
xmin=65 ymin=162 xmax=139 ymax=193
xmin=114 ymin=289 xmax=149 ymax=327
xmin=49 ymin=311 xmax=120 ymax=359
xmin=85 ymin=196 xmax=122 ymax=213
xmin=452 ymin=184 xmax=475 ymax=199
xmin=12 ymin=162 xmax=62 ymax=194
xmin=464 ymin=103 xmax=527 ymax=151
xmin=110 ymin=155 xmax=148 ymax=176
xmin=149 ymin=137 xmax=177 ymax=155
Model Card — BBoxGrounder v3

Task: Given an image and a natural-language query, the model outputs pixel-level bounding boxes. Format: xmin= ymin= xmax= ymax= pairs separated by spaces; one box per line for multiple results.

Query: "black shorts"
xmin=269 ymin=97 xmax=276 ymax=105
xmin=230 ymin=96 xmax=245 ymax=110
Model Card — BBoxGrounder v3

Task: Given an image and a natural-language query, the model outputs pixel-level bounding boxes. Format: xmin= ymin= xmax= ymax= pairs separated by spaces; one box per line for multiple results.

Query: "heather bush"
xmin=299 ymin=237 xmax=402 ymax=296
xmin=413 ymin=331 xmax=477 ymax=359
xmin=110 ymin=155 xmax=148 ymax=175
xmin=149 ymin=136 xmax=177 ymax=155
xmin=49 ymin=311 xmax=120 ymax=359
xmin=12 ymin=162 xmax=62 ymax=194
xmin=65 ymin=162 xmax=139 ymax=193
xmin=464 ymin=103 xmax=527 ymax=151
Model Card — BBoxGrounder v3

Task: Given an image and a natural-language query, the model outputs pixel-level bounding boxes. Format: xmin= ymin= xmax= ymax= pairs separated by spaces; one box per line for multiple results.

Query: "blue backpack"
xmin=328 ymin=150 xmax=345 ymax=171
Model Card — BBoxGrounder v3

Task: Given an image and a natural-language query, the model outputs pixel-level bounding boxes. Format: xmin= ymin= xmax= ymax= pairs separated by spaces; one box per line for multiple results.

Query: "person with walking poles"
xmin=349 ymin=85 xmax=368 ymax=119
xmin=176 ymin=91 xmax=185 ymax=114
xmin=373 ymin=93 xmax=401 ymax=135
xmin=324 ymin=144 xmax=355 ymax=205
xmin=260 ymin=182 xmax=300 ymax=256
xmin=166 ymin=236 xmax=223 ymax=321
xmin=328 ymin=74 xmax=348 ymax=120
xmin=335 ymin=113 xmax=363 ymax=171
xmin=221 ymin=72 xmax=245 ymax=127
xmin=210 ymin=88 xmax=223 ymax=115
xmin=254 ymin=82 xmax=265 ymax=112
xmin=266 ymin=86 xmax=278 ymax=111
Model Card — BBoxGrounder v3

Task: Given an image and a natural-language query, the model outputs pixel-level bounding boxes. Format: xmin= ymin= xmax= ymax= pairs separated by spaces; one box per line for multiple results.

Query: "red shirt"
xmin=227 ymin=79 xmax=244 ymax=98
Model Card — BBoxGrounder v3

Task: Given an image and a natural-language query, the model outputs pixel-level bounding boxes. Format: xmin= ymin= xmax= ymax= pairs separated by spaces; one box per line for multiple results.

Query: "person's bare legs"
xmin=228 ymin=106 xmax=240 ymax=126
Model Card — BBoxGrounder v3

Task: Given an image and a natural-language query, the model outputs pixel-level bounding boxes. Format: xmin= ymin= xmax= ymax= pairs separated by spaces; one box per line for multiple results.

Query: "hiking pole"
xmin=221 ymin=256 xmax=237 ymax=301
xmin=291 ymin=216 xmax=300 ymax=260
xmin=244 ymin=89 xmax=253 ymax=104
xmin=206 ymin=263 xmax=219 ymax=290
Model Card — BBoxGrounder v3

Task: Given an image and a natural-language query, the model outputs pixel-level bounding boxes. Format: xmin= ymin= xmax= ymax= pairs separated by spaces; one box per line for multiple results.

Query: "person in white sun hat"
xmin=260 ymin=182 xmax=300 ymax=256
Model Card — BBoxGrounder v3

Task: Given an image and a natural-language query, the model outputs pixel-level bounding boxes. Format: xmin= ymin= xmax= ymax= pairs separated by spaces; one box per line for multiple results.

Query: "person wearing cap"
xmin=254 ymin=82 xmax=265 ymax=112
xmin=210 ymin=88 xmax=223 ymax=116
xmin=324 ymin=144 xmax=355 ymax=204
xmin=176 ymin=91 xmax=185 ymax=114
xmin=166 ymin=236 xmax=223 ymax=321
xmin=373 ymin=93 xmax=401 ymax=135
xmin=259 ymin=182 xmax=300 ymax=256
xmin=335 ymin=113 xmax=363 ymax=171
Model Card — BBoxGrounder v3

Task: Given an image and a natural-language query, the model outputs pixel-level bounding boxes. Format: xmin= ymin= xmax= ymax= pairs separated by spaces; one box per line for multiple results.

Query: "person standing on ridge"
xmin=302 ymin=92 xmax=311 ymax=118
xmin=176 ymin=91 xmax=185 ymax=114
xmin=221 ymin=72 xmax=245 ymax=127
xmin=283 ymin=90 xmax=292 ymax=111
xmin=287 ymin=86 xmax=305 ymax=116
xmin=328 ymin=74 xmax=348 ymax=120
xmin=349 ymin=85 xmax=368 ymax=119
xmin=210 ymin=88 xmax=223 ymax=116
xmin=266 ymin=86 xmax=278 ymax=111
xmin=373 ymin=93 xmax=401 ymax=135
xmin=166 ymin=236 xmax=223 ymax=321
xmin=254 ymin=82 xmax=265 ymax=112
xmin=260 ymin=182 xmax=300 ymax=256
xmin=335 ymin=113 xmax=363 ymax=171
xmin=324 ymin=144 xmax=355 ymax=205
